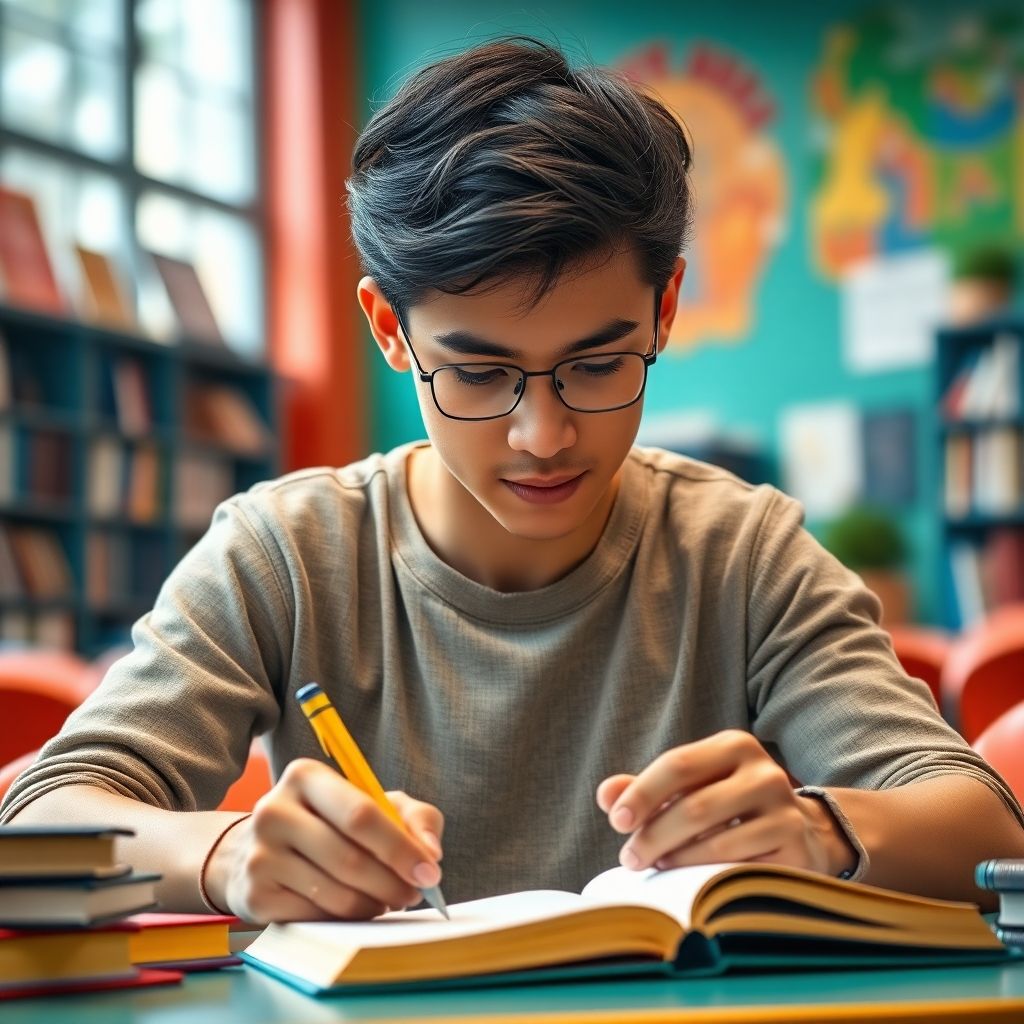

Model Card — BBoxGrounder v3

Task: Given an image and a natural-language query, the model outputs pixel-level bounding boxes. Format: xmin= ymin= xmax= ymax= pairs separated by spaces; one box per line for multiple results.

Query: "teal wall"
xmin=355 ymin=0 xmax=1022 ymax=625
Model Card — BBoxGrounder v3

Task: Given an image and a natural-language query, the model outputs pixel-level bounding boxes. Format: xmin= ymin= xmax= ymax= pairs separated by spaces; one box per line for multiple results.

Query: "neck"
xmin=406 ymin=446 xmax=619 ymax=591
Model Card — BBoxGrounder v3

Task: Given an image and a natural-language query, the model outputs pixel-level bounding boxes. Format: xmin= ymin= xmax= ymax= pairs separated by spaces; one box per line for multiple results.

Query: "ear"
xmin=357 ymin=276 xmax=411 ymax=372
xmin=656 ymin=256 xmax=686 ymax=354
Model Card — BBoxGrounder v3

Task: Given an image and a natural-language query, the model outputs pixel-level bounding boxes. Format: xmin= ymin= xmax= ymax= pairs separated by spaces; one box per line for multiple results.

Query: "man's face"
xmin=395 ymin=249 xmax=673 ymax=543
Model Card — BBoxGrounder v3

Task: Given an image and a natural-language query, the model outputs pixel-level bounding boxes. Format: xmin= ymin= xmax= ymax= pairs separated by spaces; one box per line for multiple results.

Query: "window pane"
xmin=134 ymin=61 xmax=184 ymax=181
xmin=189 ymin=95 xmax=252 ymax=203
xmin=68 ymin=0 xmax=123 ymax=47
xmin=1 ymin=24 xmax=68 ymax=143
xmin=137 ymin=191 xmax=263 ymax=358
xmin=0 ymin=149 xmax=130 ymax=313
xmin=181 ymin=0 xmax=250 ymax=93
xmin=72 ymin=51 xmax=123 ymax=159
xmin=135 ymin=0 xmax=178 ymax=65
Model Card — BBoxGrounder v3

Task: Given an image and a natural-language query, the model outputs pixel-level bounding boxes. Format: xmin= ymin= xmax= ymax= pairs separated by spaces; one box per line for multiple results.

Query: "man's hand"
xmin=596 ymin=731 xmax=856 ymax=876
xmin=205 ymin=759 xmax=444 ymax=923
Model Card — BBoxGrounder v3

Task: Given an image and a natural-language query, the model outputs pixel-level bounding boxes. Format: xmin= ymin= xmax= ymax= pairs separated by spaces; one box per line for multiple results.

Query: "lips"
xmin=500 ymin=471 xmax=587 ymax=506
xmin=505 ymin=473 xmax=582 ymax=488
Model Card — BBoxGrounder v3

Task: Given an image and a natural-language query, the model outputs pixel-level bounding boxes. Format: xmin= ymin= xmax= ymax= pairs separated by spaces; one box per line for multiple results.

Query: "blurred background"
xmin=0 ymin=0 xmax=1021 ymax=665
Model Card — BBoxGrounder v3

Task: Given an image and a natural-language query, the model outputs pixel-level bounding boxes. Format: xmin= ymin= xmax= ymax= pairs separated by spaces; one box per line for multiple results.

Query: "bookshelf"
xmin=0 ymin=303 xmax=278 ymax=655
xmin=936 ymin=318 xmax=1024 ymax=629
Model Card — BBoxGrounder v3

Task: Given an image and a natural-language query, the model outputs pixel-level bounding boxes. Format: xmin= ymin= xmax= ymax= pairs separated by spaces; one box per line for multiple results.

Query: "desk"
xmin=5 ymin=959 xmax=1024 ymax=1024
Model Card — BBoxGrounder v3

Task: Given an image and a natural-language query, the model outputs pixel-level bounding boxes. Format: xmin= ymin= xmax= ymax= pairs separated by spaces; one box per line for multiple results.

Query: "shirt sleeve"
xmin=0 ymin=496 xmax=291 ymax=823
xmin=745 ymin=488 xmax=1024 ymax=827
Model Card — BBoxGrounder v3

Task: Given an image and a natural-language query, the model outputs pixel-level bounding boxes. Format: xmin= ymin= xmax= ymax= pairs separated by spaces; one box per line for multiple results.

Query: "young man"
xmin=3 ymin=37 xmax=1023 ymax=923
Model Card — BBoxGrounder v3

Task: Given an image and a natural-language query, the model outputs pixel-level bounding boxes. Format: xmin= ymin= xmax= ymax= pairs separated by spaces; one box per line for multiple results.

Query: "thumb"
xmin=596 ymin=774 xmax=635 ymax=814
xmin=388 ymin=791 xmax=444 ymax=860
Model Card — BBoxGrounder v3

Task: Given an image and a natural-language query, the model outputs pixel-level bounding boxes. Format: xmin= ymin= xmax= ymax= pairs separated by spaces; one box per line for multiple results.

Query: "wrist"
xmin=796 ymin=787 xmax=863 ymax=880
xmin=199 ymin=813 xmax=251 ymax=915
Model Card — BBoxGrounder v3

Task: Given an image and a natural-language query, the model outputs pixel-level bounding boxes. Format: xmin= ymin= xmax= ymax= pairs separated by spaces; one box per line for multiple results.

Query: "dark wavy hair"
xmin=346 ymin=36 xmax=693 ymax=315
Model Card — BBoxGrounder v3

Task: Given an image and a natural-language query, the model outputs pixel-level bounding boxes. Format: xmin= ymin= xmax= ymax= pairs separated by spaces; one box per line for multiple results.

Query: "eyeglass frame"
xmin=392 ymin=290 xmax=663 ymax=422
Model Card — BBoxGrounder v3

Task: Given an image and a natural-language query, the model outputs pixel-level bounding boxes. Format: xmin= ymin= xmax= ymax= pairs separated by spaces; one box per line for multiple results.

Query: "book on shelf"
xmin=185 ymin=382 xmax=271 ymax=456
xmin=127 ymin=443 xmax=161 ymax=523
xmin=947 ymin=530 xmax=1024 ymax=627
xmin=0 ymin=186 xmax=64 ymax=315
xmin=4 ymin=525 xmax=73 ymax=599
xmin=0 ymin=524 xmax=21 ymax=599
xmin=74 ymin=245 xmax=136 ymax=332
xmin=242 ymin=862 xmax=1006 ymax=995
xmin=942 ymin=333 xmax=1021 ymax=421
xmin=32 ymin=609 xmax=76 ymax=651
xmin=149 ymin=252 xmax=225 ymax=347
xmin=0 ymin=423 xmax=12 ymax=506
xmin=111 ymin=356 xmax=153 ymax=436
xmin=27 ymin=429 xmax=74 ymax=504
xmin=0 ymin=331 xmax=9 ymax=410
xmin=174 ymin=453 xmax=235 ymax=529
xmin=87 ymin=435 xmax=125 ymax=518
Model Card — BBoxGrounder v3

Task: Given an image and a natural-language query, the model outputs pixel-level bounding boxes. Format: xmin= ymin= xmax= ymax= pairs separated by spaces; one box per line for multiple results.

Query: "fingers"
xmin=389 ymin=790 xmax=445 ymax=860
xmin=254 ymin=794 xmax=420 ymax=910
xmin=282 ymin=761 xmax=442 ymax=893
xmin=602 ymin=733 xmax=813 ymax=873
xmin=222 ymin=759 xmax=447 ymax=923
xmin=608 ymin=732 xmax=763 ymax=837
xmin=596 ymin=774 xmax=634 ymax=814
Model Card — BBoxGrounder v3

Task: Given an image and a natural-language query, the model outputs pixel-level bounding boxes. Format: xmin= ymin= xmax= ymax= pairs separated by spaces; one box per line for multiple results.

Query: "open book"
xmin=241 ymin=862 xmax=1005 ymax=994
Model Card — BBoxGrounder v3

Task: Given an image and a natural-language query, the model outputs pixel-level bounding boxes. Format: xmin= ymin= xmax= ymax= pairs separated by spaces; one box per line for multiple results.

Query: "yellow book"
xmin=242 ymin=862 xmax=1006 ymax=994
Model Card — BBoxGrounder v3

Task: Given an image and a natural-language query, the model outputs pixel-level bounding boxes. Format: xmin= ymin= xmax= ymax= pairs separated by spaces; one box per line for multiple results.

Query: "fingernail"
xmin=611 ymin=806 xmax=634 ymax=831
xmin=413 ymin=861 xmax=440 ymax=887
xmin=421 ymin=830 xmax=442 ymax=859
xmin=620 ymin=846 xmax=641 ymax=869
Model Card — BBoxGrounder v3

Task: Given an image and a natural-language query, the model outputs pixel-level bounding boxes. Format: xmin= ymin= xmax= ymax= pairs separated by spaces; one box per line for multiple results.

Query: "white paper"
xmin=779 ymin=401 xmax=863 ymax=517
xmin=841 ymin=248 xmax=950 ymax=373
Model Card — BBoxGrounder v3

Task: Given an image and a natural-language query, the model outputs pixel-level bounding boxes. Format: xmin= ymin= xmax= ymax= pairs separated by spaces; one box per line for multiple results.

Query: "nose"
xmin=505 ymin=373 xmax=577 ymax=460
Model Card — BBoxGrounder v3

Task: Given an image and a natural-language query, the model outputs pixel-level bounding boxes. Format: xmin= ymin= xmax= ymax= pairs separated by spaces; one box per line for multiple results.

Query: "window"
xmin=0 ymin=0 xmax=263 ymax=358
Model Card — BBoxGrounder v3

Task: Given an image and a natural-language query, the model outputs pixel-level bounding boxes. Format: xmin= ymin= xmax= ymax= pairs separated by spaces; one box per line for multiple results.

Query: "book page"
xmin=272 ymin=890 xmax=586 ymax=950
xmin=581 ymin=864 xmax=742 ymax=929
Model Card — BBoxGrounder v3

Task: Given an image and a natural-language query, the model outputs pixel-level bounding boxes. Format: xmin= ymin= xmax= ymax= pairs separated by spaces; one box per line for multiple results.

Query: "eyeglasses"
xmin=394 ymin=291 xmax=662 ymax=421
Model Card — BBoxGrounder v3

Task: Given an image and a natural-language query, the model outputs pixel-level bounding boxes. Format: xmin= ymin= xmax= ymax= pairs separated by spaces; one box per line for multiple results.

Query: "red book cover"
xmin=0 ymin=967 xmax=182 ymax=1001
xmin=0 ymin=186 xmax=64 ymax=314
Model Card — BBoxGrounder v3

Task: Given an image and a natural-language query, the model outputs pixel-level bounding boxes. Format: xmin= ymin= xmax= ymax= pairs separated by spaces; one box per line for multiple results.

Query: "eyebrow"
xmin=431 ymin=316 xmax=642 ymax=360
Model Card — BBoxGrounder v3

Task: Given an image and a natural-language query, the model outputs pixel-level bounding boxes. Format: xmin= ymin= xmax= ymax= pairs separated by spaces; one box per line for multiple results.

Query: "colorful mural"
xmin=619 ymin=43 xmax=788 ymax=350
xmin=811 ymin=9 xmax=1024 ymax=279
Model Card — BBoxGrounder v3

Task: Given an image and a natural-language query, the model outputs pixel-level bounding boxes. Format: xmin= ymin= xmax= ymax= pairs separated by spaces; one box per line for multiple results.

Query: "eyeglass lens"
xmin=431 ymin=353 xmax=648 ymax=419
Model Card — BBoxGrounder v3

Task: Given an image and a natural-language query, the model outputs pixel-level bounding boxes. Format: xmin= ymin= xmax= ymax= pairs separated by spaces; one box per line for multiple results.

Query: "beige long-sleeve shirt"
xmin=3 ymin=443 xmax=1019 ymax=901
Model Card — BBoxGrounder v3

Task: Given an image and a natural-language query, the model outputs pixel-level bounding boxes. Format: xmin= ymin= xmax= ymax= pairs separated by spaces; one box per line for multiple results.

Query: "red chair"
xmin=941 ymin=604 xmax=1024 ymax=742
xmin=885 ymin=625 xmax=952 ymax=709
xmin=0 ymin=749 xmax=38 ymax=803
xmin=0 ymin=744 xmax=273 ymax=811
xmin=0 ymin=651 xmax=94 ymax=765
xmin=973 ymin=702 xmax=1024 ymax=803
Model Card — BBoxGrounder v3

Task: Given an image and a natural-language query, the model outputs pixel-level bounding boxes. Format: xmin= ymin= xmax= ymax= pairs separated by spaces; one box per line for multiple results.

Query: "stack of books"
xmin=977 ymin=858 xmax=1024 ymax=947
xmin=0 ymin=825 xmax=178 ymax=1000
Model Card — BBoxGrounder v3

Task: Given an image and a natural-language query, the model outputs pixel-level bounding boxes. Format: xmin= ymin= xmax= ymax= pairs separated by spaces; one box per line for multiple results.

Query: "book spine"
xmin=975 ymin=859 xmax=1024 ymax=891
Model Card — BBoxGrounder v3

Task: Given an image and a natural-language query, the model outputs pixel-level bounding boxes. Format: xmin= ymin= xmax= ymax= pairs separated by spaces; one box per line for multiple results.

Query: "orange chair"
xmin=974 ymin=701 xmax=1024 ymax=803
xmin=0 ymin=650 xmax=94 ymax=765
xmin=941 ymin=604 xmax=1024 ymax=743
xmin=0 ymin=744 xmax=273 ymax=810
xmin=885 ymin=625 xmax=952 ymax=709
xmin=219 ymin=743 xmax=273 ymax=811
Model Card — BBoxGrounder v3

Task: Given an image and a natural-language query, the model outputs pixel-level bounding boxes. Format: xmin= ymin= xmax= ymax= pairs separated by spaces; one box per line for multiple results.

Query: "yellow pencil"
xmin=295 ymin=682 xmax=449 ymax=919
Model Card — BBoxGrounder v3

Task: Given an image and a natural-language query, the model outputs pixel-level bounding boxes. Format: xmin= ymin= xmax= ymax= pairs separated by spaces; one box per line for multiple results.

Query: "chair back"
xmin=885 ymin=625 xmax=952 ymax=708
xmin=974 ymin=702 xmax=1024 ymax=803
xmin=941 ymin=605 xmax=1024 ymax=742
xmin=0 ymin=651 xmax=94 ymax=765
xmin=0 ymin=749 xmax=39 ymax=803
xmin=219 ymin=743 xmax=273 ymax=812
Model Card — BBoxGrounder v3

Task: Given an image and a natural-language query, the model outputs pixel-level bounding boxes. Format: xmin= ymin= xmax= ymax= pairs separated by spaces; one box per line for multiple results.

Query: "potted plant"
xmin=823 ymin=505 xmax=910 ymax=626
